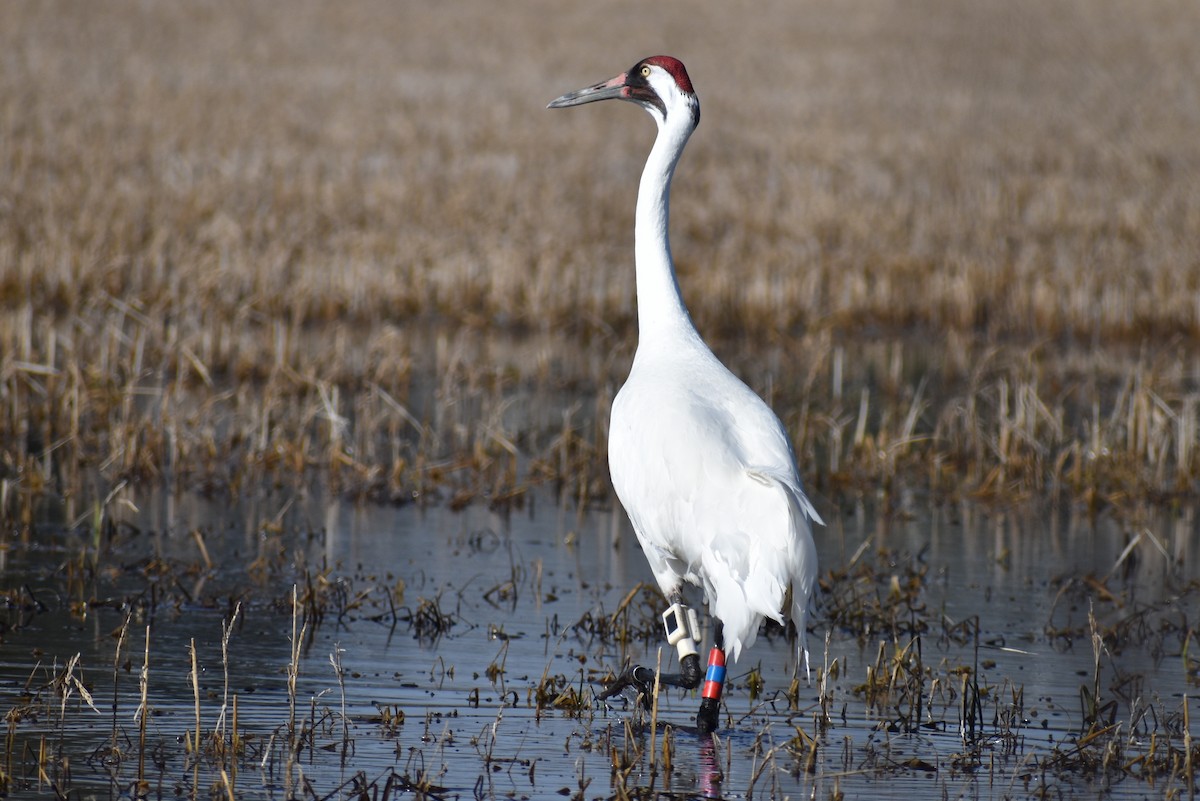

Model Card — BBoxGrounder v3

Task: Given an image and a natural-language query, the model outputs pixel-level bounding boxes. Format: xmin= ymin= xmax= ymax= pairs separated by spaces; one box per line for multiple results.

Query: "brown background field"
xmin=1 ymin=0 xmax=1198 ymax=516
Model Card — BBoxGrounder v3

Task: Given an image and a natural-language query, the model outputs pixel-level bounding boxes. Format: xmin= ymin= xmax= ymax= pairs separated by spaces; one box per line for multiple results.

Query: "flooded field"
xmin=0 ymin=485 xmax=1196 ymax=799
xmin=2 ymin=0 xmax=1199 ymax=797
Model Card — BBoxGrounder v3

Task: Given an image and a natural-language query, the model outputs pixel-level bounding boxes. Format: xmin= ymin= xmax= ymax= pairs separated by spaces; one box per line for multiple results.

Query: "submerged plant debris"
xmin=0 ymin=488 xmax=1196 ymax=799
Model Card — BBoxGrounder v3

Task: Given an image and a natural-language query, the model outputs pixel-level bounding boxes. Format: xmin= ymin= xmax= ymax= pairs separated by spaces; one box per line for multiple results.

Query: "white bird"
xmin=549 ymin=56 xmax=823 ymax=733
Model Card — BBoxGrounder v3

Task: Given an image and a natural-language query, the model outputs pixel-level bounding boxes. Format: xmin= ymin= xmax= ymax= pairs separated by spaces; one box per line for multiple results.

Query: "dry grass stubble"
xmin=1 ymin=0 xmax=1198 ymax=515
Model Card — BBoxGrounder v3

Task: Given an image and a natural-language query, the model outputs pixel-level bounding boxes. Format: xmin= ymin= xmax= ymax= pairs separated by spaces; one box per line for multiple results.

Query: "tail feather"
xmin=748 ymin=466 xmax=819 ymax=682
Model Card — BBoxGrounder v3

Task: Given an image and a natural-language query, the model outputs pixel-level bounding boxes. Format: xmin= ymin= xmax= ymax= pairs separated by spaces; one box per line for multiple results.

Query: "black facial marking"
xmin=626 ymin=60 xmax=667 ymax=117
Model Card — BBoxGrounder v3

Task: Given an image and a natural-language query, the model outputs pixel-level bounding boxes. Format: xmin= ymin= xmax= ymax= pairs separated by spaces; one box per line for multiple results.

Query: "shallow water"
xmin=1 ymin=486 xmax=1197 ymax=800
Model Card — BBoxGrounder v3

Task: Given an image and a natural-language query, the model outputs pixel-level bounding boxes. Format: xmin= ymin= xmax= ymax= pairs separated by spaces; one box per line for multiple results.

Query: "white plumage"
xmin=551 ymin=56 xmax=822 ymax=672
xmin=609 ymin=345 xmax=822 ymax=663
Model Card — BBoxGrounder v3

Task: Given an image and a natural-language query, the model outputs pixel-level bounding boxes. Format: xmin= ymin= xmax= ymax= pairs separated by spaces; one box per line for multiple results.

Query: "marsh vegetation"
xmin=1 ymin=0 xmax=1199 ymax=798
xmin=2 ymin=0 xmax=1198 ymax=517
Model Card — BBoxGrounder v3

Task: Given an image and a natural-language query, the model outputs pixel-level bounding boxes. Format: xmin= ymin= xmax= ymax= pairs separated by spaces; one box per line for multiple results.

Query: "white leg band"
xmin=663 ymin=602 xmax=702 ymax=661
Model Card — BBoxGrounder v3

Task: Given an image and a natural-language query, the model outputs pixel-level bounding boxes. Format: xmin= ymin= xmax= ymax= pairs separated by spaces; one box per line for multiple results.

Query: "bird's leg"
xmin=661 ymin=598 xmax=704 ymax=687
xmin=597 ymin=595 xmax=704 ymax=708
xmin=696 ymin=622 xmax=726 ymax=733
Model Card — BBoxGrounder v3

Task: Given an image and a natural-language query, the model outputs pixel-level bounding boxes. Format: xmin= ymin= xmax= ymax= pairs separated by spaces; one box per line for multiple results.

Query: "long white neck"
xmin=634 ymin=111 xmax=700 ymax=347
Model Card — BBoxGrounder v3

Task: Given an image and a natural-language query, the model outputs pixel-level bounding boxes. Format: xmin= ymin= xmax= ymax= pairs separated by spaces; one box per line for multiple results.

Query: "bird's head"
xmin=547 ymin=56 xmax=700 ymax=129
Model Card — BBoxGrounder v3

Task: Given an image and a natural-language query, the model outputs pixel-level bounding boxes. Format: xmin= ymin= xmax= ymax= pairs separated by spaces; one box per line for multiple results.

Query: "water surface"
xmin=1 ymin=487 xmax=1196 ymax=800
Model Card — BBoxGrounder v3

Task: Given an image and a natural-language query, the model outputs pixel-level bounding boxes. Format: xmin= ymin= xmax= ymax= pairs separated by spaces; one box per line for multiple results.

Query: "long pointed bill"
xmin=546 ymin=72 xmax=627 ymax=109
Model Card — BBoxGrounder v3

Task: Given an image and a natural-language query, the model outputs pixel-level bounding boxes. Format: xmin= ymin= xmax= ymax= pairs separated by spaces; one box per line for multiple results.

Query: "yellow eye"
xmin=641 ymin=65 xmax=651 ymax=77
